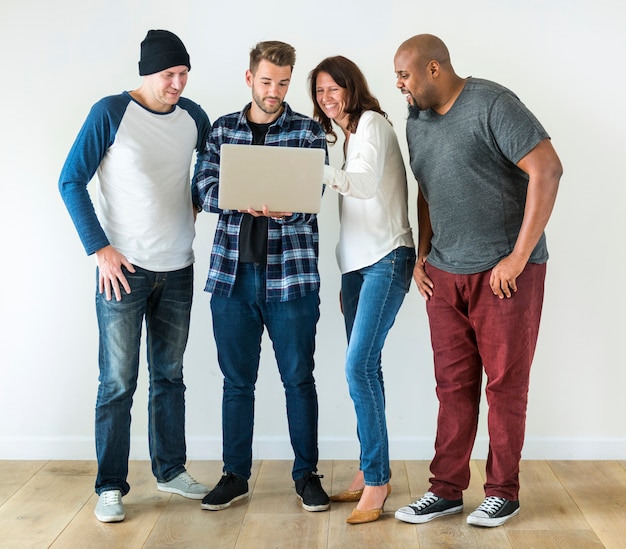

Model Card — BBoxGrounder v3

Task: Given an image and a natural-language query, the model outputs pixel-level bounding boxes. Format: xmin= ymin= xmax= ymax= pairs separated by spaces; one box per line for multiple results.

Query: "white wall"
xmin=1 ymin=0 xmax=624 ymax=461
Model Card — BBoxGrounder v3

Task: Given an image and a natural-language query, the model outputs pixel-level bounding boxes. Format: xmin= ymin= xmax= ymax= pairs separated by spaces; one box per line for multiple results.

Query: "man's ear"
xmin=245 ymin=69 xmax=254 ymax=88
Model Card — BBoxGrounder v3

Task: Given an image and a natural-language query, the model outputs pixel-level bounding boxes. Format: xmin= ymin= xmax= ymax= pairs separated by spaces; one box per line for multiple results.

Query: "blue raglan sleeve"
xmin=58 ymin=95 xmax=127 ymax=256
xmin=192 ymin=119 xmax=225 ymax=214
xmin=177 ymin=98 xmax=211 ymax=208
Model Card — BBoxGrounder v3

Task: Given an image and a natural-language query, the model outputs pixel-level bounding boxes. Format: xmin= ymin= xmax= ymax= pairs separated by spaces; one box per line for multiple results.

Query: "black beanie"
xmin=138 ymin=30 xmax=191 ymax=76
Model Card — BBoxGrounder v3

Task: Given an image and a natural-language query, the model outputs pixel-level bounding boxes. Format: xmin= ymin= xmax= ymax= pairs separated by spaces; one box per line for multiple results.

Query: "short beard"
xmin=254 ymin=94 xmax=282 ymax=115
xmin=407 ymin=102 xmax=420 ymax=120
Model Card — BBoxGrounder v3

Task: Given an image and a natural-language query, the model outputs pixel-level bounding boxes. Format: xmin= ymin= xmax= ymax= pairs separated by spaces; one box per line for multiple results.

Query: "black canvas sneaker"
xmin=295 ymin=472 xmax=330 ymax=512
xmin=395 ymin=491 xmax=463 ymax=523
xmin=201 ymin=472 xmax=249 ymax=510
xmin=467 ymin=496 xmax=520 ymax=527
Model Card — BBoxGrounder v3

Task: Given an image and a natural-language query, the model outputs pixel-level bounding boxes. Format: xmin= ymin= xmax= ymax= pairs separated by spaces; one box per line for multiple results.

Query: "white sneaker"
xmin=95 ymin=490 xmax=125 ymax=523
xmin=157 ymin=471 xmax=210 ymax=500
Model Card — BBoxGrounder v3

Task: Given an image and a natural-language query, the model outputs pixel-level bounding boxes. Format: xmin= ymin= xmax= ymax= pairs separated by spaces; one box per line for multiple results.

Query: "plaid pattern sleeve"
xmin=194 ymin=103 xmax=328 ymax=302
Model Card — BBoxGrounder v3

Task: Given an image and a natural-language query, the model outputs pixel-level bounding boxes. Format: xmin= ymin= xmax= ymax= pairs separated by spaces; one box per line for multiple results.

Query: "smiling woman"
xmin=308 ymin=55 xmax=415 ymax=524
xmin=314 ymin=73 xmax=348 ymax=136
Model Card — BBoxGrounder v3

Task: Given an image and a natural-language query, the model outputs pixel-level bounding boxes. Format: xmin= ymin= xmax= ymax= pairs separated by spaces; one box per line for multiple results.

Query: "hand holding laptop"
xmin=241 ymin=205 xmax=293 ymax=220
xmin=219 ymin=144 xmax=325 ymax=214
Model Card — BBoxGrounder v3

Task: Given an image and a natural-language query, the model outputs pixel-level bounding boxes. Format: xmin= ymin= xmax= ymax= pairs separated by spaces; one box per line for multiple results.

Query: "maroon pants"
xmin=425 ymin=262 xmax=546 ymax=501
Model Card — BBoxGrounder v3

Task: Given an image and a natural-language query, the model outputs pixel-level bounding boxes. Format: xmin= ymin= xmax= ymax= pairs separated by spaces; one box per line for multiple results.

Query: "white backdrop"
xmin=1 ymin=0 xmax=624 ymax=461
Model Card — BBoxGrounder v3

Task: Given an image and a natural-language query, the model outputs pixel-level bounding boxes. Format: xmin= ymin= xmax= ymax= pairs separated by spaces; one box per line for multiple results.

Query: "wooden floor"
xmin=1 ymin=460 xmax=624 ymax=548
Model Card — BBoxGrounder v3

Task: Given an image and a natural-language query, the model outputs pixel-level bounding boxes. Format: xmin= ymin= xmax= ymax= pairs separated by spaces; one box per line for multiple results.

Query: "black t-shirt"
xmin=238 ymin=121 xmax=270 ymax=264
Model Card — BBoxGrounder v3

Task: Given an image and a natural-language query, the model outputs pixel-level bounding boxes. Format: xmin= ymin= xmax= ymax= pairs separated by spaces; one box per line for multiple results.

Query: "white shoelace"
xmin=100 ymin=490 xmax=122 ymax=506
xmin=410 ymin=491 xmax=439 ymax=510
xmin=475 ymin=496 xmax=507 ymax=515
xmin=177 ymin=471 xmax=199 ymax=487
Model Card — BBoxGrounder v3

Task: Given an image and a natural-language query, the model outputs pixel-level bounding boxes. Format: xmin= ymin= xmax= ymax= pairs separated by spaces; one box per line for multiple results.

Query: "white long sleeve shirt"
xmin=323 ymin=111 xmax=414 ymax=273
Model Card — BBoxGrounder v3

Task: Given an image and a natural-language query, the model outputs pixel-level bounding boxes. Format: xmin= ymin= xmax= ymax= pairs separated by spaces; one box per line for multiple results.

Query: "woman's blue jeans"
xmin=94 ymin=265 xmax=192 ymax=496
xmin=210 ymin=263 xmax=320 ymax=481
xmin=341 ymin=246 xmax=415 ymax=486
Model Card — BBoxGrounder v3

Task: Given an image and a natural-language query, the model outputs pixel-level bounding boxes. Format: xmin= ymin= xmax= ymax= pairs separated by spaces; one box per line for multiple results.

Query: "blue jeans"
xmin=94 ymin=264 xmax=193 ymax=496
xmin=210 ymin=263 xmax=320 ymax=481
xmin=341 ymin=246 xmax=415 ymax=486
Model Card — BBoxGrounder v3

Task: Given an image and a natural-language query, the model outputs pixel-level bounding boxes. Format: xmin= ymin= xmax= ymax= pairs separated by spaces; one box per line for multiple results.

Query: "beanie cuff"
xmin=139 ymin=52 xmax=191 ymax=75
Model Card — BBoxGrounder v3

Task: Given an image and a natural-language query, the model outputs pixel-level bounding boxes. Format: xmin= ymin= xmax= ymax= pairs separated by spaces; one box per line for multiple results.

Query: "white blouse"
xmin=323 ymin=110 xmax=414 ymax=273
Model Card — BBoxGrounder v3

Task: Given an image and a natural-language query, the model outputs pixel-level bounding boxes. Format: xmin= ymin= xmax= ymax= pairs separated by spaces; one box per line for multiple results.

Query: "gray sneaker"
xmin=95 ymin=490 xmax=125 ymax=523
xmin=157 ymin=471 xmax=210 ymax=500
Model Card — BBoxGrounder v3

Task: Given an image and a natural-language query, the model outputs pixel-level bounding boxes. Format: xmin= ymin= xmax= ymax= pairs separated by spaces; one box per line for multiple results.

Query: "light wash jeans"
xmin=210 ymin=263 xmax=321 ymax=481
xmin=341 ymin=247 xmax=415 ymax=486
xmin=94 ymin=264 xmax=192 ymax=496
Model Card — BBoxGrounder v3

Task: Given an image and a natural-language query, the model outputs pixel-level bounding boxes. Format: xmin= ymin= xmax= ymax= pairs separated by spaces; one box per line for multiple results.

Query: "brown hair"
xmin=309 ymin=56 xmax=388 ymax=144
xmin=249 ymin=41 xmax=296 ymax=74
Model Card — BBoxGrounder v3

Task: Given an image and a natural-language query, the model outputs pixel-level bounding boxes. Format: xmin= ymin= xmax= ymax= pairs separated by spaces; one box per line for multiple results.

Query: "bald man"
xmin=393 ymin=34 xmax=562 ymax=528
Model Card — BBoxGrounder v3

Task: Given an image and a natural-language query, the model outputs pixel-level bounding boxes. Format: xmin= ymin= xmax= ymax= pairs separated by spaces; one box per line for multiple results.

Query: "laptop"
xmin=218 ymin=144 xmax=325 ymax=213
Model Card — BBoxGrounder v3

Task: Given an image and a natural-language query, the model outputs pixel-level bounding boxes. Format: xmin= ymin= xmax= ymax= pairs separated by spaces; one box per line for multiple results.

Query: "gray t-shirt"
xmin=407 ymin=77 xmax=550 ymax=274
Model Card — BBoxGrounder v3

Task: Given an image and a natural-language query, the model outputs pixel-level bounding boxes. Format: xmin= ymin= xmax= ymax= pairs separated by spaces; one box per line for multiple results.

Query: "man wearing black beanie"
xmin=59 ymin=30 xmax=210 ymax=523
xmin=139 ymin=29 xmax=191 ymax=76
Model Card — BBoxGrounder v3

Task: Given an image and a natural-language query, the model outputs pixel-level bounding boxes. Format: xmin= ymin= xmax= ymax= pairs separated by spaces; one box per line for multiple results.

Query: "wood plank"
xmin=236 ymin=460 xmax=328 ymax=548
xmin=238 ymin=511 xmax=326 ymax=549
xmin=0 ymin=460 xmax=47 ymax=506
xmin=50 ymin=461 xmax=169 ymax=548
xmin=0 ymin=460 xmax=621 ymax=548
xmin=415 ymin=460 xmax=511 ymax=548
xmin=246 ymin=459 xmax=307 ymax=514
xmin=327 ymin=460 xmax=418 ymax=549
xmin=328 ymin=459 xmax=359 ymax=497
xmin=514 ymin=460 xmax=590 ymax=531
xmin=328 ymin=460 xmax=361 ymax=524
xmin=507 ymin=529 xmax=606 ymax=548
xmin=549 ymin=460 xmax=626 ymax=549
xmin=142 ymin=460 xmax=260 ymax=549
xmin=0 ymin=460 xmax=96 ymax=549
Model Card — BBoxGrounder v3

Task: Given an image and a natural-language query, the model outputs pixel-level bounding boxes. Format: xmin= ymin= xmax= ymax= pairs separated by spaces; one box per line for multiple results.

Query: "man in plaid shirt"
xmin=192 ymin=40 xmax=330 ymax=513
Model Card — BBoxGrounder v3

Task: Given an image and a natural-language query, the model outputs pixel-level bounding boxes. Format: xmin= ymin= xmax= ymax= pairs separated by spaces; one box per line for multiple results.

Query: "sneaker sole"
xmin=201 ymin=491 xmax=249 ymax=511
xmin=395 ymin=504 xmax=463 ymax=524
xmin=467 ymin=507 xmax=520 ymax=527
xmin=298 ymin=497 xmax=330 ymax=512
xmin=157 ymin=485 xmax=209 ymax=500
xmin=95 ymin=511 xmax=125 ymax=523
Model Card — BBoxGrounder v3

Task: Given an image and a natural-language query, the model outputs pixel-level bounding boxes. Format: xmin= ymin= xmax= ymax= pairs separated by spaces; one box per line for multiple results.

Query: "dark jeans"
xmin=210 ymin=263 xmax=320 ymax=481
xmin=94 ymin=265 xmax=192 ymax=496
